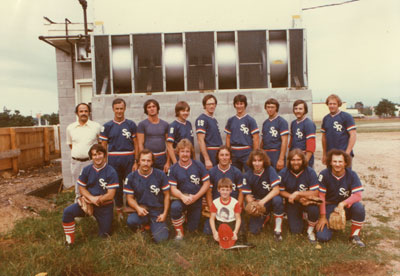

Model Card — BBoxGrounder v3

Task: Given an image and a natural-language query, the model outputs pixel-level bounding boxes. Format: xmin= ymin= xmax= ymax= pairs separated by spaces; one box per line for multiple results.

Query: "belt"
xmin=72 ymin=157 xmax=90 ymax=162
xmin=264 ymin=149 xmax=279 ymax=152
xmin=231 ymin=146 xmax=251 ymax=150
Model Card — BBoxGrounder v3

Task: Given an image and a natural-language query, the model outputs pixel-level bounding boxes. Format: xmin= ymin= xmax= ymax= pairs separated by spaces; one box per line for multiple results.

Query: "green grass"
xmin=0 ymin=191 xmax=398 ymax=276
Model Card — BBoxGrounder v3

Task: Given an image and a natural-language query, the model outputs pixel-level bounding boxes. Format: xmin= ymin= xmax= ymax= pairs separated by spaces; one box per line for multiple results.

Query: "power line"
xmin=302 ymin=0 xmax=360 ymax=11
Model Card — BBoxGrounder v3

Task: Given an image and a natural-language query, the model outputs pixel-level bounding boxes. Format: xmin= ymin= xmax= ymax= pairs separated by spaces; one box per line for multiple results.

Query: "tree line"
xmin=0 ymin=107 xmax=59 ymax=127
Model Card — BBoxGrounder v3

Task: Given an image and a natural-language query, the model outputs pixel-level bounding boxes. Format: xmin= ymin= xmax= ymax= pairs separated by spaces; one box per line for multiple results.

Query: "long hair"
xmin=287 ymin=149 xmax=308 ymax=172
xmin=247 ymin=149 xmax=271 ymax=170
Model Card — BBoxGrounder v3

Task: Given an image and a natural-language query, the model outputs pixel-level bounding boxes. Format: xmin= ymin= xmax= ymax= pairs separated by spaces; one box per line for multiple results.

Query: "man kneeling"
xmin=62 ymin=144 xmax=119 ymax=247
xmin=316 ymin=149 xmax=366 ymax=247
xmin=124 ymin=149 xmax=170 ymax=243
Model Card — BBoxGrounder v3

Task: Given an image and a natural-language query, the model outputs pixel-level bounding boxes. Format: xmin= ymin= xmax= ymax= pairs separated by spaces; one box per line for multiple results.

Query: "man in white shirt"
xmin=66 ymin=103 xmax=101 ymax=200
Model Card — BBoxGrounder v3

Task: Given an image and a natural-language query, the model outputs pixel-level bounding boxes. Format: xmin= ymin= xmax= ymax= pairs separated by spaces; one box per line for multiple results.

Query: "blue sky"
xmin=0 ymin=0 xmax=399 ymax=115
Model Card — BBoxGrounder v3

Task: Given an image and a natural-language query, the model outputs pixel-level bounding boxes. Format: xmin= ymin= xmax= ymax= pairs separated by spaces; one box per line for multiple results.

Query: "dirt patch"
xmin=0 ymin=161 xmax=61 ymax=234
xmin=320 ymin=260 xmax=387 ymax=276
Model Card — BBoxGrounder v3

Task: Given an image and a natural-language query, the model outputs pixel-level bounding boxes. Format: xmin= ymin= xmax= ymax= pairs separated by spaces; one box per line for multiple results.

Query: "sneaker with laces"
xmin=350 ymin=235 xmax=365 ymax=247
xmin=274 ymin=231 xmax=283 ymax=242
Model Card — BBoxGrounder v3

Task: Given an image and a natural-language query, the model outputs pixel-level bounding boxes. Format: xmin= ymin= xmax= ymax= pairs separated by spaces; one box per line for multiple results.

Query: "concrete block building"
xmin=41 ymin=1 xmax=312 ymax=188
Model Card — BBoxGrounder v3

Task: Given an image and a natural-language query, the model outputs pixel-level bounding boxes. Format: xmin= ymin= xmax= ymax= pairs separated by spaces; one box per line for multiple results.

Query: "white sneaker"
xmin=175 ymin=229 xmax=184 ymax=240
xmin=307 ymin=232 xmax=316 ymax=243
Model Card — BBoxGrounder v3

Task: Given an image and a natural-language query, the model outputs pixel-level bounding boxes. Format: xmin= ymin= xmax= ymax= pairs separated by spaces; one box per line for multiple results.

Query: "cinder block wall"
xmin=56 ymin=49 xmax=312 ymax=188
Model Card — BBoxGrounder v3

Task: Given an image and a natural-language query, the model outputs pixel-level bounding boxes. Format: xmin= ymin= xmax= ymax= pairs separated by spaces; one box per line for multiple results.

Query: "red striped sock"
xmin=351 ymin=220 xmax=363 ymax=236
xmin=63 ymin=222 xmax=75 ymax=244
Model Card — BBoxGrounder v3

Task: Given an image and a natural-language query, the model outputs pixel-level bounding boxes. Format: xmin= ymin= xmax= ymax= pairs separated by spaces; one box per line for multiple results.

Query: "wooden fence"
xmin=0 ymin=126 xmax=61 ymax=173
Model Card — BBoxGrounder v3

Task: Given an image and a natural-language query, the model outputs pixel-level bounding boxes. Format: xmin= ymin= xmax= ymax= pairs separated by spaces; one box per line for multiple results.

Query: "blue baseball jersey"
xmin=99 ymin=119 xmax=137 ymax=153
xmin=224 ymin=114 xmax=259 ymax=148
xmin=242 ymin=167 xmax=281 ymax=199
xmin=137 ymin=119 xmax=169 ymax=153
xmin=167 ymin=120 xmax=194 ymax=148
xmin=77 ymin=163 xmax=119 ymax=196
xmin=123 ymin=168 xmax=170 ymax=209
xmin=209 ymin=165 xmax=243 ymax=200
xmin=318 ymin=168 xmax=364 ymax=204
xmin=278 ymin=167 xmax=319 ymax=193
xmin=290 ymin=117 xmax=316 ymax=151
xmin=195 ymin=113 xmax=223 ymax=148
xmin=261 ymin=115 xmax=289 ymax=150
xmin=321 ymin=111 xmax=356 ymax=155
xmin=168 ymin=160 xmax=210 ymax=195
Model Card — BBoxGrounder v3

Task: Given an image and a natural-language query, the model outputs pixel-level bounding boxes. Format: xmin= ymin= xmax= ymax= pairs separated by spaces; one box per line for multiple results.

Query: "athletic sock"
xmin=274 ymin=214 xmax=283 ymax=232
xmin=63 ymin=222 xmax=75 ymax=244
xmin=172 ymin=216 xmax=185 ymax=237
xmin=351 ymin=220 xmax=363 ymax=236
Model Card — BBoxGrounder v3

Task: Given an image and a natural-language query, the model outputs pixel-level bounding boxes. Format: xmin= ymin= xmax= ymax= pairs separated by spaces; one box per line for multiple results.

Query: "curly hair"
xmin=326 ymin=149 xmax=352 ymax=169
xmin=247 ymin=149 xmax=271 ymax=170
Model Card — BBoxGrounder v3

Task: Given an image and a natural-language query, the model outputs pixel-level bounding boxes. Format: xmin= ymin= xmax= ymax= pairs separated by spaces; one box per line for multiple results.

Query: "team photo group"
xmin=63 ymin=93 xmax=365 ymax=249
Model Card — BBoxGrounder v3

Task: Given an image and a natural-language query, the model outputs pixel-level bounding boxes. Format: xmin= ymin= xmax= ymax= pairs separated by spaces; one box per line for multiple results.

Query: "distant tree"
xmin=355 ymin=101 xmax=364 ymax=112
xmin=42 ymin=113 xmax=60 ymax=125
xmin=0 ymin=107 xmax=35 ymax=127
xmin=375 ymin=99 xmax=397 ymax=117
xmin=361 ymin=107 xmax=372 ymax=116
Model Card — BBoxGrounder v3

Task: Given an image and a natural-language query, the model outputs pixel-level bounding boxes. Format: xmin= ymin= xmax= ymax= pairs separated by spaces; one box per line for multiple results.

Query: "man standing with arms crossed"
xmin=66 ymin=103 xmax=101 ymax=201
xmin=196 ymin=94 xmax=223 ymax=170
xmin=99 ymin=98 xmax=138 ymax=218
xmin=321 ymin=94 xmax=356 ymax=165
xmin=261 ymin=98 xmax=289 ymax=171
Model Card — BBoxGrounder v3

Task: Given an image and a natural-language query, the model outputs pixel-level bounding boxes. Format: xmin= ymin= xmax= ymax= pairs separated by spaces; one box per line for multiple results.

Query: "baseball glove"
xmin=245 ymin=201 xmax=266 ymax=216
xmin=329 ymin=207 xmax=346 ymax=230
xmin=299 ymin=196 xmax=323 ymax=206
xmin=77 ymin=196 xmax=93 ymax=216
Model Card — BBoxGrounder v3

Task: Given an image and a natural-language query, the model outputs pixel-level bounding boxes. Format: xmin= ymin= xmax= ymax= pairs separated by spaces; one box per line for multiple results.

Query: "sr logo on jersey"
xmin=318 ymin=174 xmax=323 ymax=182
xmin=99 ymin=178 xmax=107 ymax=190
xmin=269 ymin=126 xmax=278 ymax=137
xmin=197 ymin=120 xmax=204 ymax=127
xmin=122 ymin=128 xmax=131 ymax=139
xmin=333 ymin=121 xmax=343 ymax=132
xmin=296 ymin=128 xmax=303 ymax=139
xmin=299 ymin=184 xmax=307 ymax=192
xmin=240 ymin=124 xmax=249 ymax=135
xmin=262 ymin=181 xmax=271 ymax=191
xmin=150 ymin=185 xmax=160 ymax=195
xmin=339 ymin=188 xmax=349 ymax=197
xmin=190 ymin=175 xmax=200 ymax=185
xmin=232 ymin=183 xmax=236 ymax=191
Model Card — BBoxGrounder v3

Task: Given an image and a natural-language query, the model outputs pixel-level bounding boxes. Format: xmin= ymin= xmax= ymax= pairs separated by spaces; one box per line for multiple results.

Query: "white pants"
xmin=70 ymin=158 xmax=91 ymax=201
